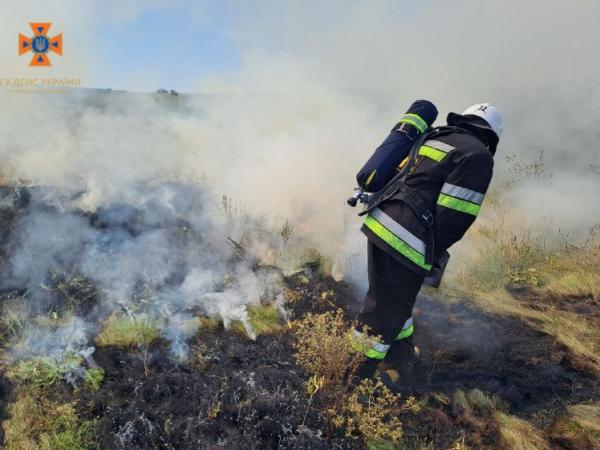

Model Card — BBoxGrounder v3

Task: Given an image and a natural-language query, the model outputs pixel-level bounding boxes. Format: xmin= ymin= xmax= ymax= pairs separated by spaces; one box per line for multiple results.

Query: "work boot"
xmin=379 ymin=339 xmax=422 ymax=393
xmin=382 ymin=338 xmax=419 ymax=371
xmin=350 ymin=358 xmax=380 ymax=388
xmin=378 ymin=367 xmax=407 ymax=394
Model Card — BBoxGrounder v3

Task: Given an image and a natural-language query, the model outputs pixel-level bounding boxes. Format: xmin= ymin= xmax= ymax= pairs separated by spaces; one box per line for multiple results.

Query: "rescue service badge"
xmin=19 ymin=23 xmax=63 ymax=67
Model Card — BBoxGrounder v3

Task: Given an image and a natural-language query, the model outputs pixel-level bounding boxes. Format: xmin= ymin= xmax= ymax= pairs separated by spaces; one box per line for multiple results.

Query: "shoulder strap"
xmin=358 ymin=127 xmax=435 ymax=216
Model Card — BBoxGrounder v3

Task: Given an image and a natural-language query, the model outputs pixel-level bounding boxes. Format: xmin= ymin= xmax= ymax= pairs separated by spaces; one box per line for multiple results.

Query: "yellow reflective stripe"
xmin=437 ymin=193 xmax=481 ymax=216
xmin=395 ymin=317 xmax=414 ymax=340
xmin=365 ymin=348 xmax=387 ymax=359
xmin=364 ymin=215 xmax=432 ymax=271
xmin=418 ymin=145 xmax=447 ymax=162
xmin=424 ymin=139 xmax=454 ymax=153
xmin=364 ymin=170 xmax=377 ymax=188
xmin=399 ymin=113 xmax=428 ymax=133
xmin=396 ymin=325 xmax=413 ymax=340
xmin=370 ymin=208 xmax=426 ymax=255
xmin=351 ymin=329 xmax=390 ymax=360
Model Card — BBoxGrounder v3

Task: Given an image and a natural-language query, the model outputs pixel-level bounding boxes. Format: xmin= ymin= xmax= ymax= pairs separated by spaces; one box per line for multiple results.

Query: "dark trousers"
xmin=357 ymin=241 xmax=424 ymax=364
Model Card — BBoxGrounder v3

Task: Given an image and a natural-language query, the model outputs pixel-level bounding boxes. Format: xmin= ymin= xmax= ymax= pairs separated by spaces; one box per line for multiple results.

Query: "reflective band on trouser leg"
xmin=363 ymin=211 xmax=431 ymax=271
xmin=395 ymin=317 xmax=414 ymax=340
xmin=437 ymin=193 xmax=481 ymax=216
xmin=399 ymin=113 xmax=428 ymax=133
xmin=351 ymin=329 xmax=391 ymax=360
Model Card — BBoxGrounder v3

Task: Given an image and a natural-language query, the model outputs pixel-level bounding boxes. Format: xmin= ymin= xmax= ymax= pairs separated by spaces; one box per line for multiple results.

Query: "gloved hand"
xmin=423 ymin=250 xmax=450 ymax=288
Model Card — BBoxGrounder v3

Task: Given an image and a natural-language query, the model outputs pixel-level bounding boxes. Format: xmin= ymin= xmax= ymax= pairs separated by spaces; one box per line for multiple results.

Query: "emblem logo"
xmin=19 ymin=23 xmax=63 ymax=67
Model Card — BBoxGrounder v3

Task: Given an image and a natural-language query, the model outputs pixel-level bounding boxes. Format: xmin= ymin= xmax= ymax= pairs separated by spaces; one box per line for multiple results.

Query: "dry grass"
xmin=494 ymin=412 xmax=550 ymax=450
xmin=441 ymin=196 xmax=600 ymax=371
xmin=293 ymin=310 xmax=415 ymax=444
xmin=3 ymin=387 xmax=97 ymax=450
xmin=452 ymin=389 xmax=505 ymax=415
xmin=548 ymin=402 xmax=600 ymax=449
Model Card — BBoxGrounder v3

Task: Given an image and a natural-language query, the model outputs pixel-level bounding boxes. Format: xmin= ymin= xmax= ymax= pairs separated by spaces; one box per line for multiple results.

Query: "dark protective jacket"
xmin=361 ymin=125 xmax=494 ymax=276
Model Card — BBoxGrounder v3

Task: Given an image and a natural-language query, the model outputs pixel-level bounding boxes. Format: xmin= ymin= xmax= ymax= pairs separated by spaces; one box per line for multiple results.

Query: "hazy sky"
xmin=1 ymin=0 xmax=599 ymax=277
xmin=2 ymin=1 xmax=426 ymax=92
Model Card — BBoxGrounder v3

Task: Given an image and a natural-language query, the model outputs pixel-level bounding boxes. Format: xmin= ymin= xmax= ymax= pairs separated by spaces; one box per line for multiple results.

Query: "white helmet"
xmin=461 ymin=103 xmax=504 ymax=139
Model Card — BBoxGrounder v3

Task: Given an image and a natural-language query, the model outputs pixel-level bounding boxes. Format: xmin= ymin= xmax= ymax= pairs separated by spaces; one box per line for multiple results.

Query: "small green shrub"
xmin=84 ymin=368 xmax=105 ymax=391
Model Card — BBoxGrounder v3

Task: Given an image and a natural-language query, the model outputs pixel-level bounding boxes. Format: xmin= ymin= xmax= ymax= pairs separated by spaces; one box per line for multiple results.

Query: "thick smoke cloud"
xmin=0 ymin=1 xmax=598 ymax=361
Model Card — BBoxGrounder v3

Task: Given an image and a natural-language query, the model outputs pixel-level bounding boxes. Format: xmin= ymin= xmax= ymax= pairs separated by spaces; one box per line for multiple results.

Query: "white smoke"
xmin=1 ymin=0 xmax=599 ymax=361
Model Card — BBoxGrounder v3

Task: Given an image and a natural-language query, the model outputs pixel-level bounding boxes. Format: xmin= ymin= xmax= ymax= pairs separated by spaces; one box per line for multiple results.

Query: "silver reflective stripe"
xmin=441 ymin=183 xmax=484 ymax=205
xmin=370 ymin=208 xmax=426 ymax=255
xmin=353 ymin=329 xmax=391 ymax=353
xmin=402 ymin=317 xmax=413 ymax=330
xmin=424 ymin=139 xmax=454 ymax=153
xmin=373 ymin=342 xmax=391 ymax=353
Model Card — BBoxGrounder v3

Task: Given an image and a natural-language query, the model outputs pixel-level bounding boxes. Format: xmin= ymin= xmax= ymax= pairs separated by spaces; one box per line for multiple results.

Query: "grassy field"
xmin=0 ymin=177 xmax=598 ymax=449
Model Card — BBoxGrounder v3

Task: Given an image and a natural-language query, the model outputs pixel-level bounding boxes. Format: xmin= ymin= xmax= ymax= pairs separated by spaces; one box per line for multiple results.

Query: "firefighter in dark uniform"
xmin=352 ymin=103 xmax=504 ymax=383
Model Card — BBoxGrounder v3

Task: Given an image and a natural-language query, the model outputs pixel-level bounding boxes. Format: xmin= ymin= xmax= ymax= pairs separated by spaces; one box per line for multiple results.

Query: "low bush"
xmin=293 ymin=309 xmax=365 ymax=396
xmin=333 ymin=378 xmax=419 ymax=447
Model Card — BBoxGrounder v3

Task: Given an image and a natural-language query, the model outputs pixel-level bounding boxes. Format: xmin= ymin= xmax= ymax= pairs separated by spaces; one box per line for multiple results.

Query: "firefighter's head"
xmin=447 ymin=103 xmax=503 ymax=154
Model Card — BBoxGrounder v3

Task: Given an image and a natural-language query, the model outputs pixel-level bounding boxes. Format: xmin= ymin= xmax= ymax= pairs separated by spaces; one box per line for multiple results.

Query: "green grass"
xmin=247 ymin=304 xmax=282 ymax=335
xmin=84 ymin=367 xmax=105 ymax=391
xmin=96 ymin=313 xmax=161 ymax=348
xmin=8 ymin=355 xmax=82 ymax=388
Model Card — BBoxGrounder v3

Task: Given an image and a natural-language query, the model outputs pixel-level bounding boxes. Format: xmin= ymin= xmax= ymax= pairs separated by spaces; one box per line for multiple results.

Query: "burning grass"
xmin=1 ymin=266 xmax=599 ymax=449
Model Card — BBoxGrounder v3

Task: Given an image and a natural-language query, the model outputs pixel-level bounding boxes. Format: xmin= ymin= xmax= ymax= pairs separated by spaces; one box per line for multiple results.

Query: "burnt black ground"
xmin=0 ymin=187 xmax=598 ymax=449
xmin=78 ymin=335 xmax=346 ymax=450
xmin=75 ymin=272 xmax=363 ymax=450
xmin=68 ymin=280 xmax=600 ymax=450
xmin=414 ymin=296 xmax=598 ymax=418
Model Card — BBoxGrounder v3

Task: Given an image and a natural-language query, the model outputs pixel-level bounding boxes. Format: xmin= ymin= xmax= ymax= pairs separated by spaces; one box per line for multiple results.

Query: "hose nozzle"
xmin=347 ymin=189 xmax=371 ymax=207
